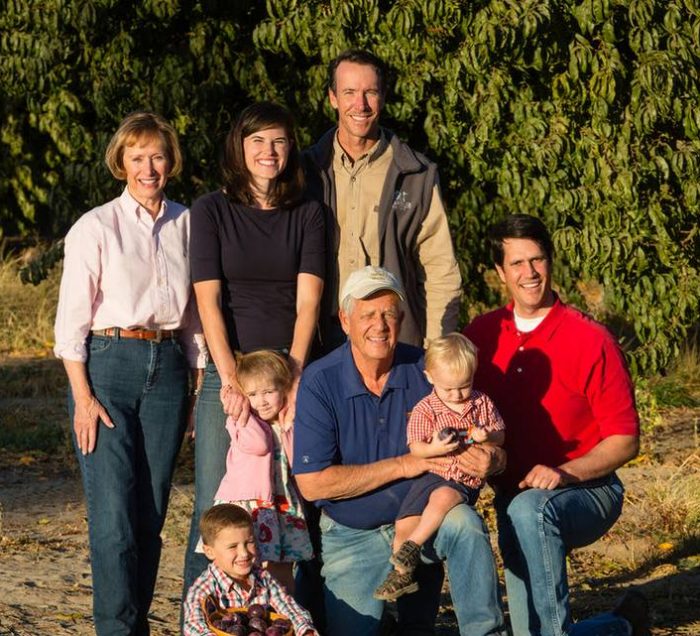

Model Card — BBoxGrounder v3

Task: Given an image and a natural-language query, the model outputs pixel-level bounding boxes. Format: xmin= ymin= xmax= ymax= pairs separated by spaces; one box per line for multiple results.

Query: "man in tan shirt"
xmin=304 ymin=49 xmax=463 ymax=351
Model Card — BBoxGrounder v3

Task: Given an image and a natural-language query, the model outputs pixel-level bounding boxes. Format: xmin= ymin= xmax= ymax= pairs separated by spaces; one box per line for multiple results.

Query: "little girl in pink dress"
xmin=197 ymin=350 xmax=312 ymax=591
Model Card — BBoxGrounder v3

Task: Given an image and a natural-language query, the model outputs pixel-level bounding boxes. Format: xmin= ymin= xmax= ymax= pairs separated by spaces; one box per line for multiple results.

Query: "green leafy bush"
xmin=1 ymin=0 xmax=698 ymax=375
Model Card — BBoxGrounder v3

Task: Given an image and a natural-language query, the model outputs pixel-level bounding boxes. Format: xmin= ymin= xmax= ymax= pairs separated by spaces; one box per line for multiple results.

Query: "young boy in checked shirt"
xmin=374 ymin=333 xmax=505 ymax=601
xmin=183 ymin=504 xmax=318 ymax=635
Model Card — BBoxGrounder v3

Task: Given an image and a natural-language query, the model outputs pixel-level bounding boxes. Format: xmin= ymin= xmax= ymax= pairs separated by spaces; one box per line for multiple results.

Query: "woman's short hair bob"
xmin=424 ymin=332 xmax=479 ymax=380
xmin=235 ymin=349 xmax=293 ymax=394
xmin=105 ymin=111 xmax=183 ymax=180
xmin=221 ymin=101 xmax=304 ymax=208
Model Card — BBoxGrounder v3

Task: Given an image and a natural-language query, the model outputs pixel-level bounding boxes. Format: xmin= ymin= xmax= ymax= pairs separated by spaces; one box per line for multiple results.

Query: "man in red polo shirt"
xmin=464 ymin=214 xmax=650 ymax=636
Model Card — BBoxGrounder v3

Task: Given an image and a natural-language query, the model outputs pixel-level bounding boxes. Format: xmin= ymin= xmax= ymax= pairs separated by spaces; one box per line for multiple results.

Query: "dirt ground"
xmin=0 ymin=399 xmax=698 ymax=635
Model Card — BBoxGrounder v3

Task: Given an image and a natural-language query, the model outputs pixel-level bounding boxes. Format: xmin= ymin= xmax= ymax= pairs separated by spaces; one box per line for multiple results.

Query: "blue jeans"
xmin=182 ymin=362 xmax=229 ymax=594
xmin=319 ymin=505 xmax=506 ymax=636
xmin=70 ymin=335 xmax=189 ymax=636
xmin=494 ymin=475 xmax=629 ymax=636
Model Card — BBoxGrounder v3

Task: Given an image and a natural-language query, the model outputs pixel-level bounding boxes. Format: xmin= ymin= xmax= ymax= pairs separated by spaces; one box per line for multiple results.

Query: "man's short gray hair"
xmin=340 ymin=294 xmax=356 ymax=316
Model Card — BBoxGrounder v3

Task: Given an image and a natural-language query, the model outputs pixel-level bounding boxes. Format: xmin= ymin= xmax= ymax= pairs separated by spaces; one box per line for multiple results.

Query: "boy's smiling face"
xmin=203 ymin=524 xmax=257 ymax=581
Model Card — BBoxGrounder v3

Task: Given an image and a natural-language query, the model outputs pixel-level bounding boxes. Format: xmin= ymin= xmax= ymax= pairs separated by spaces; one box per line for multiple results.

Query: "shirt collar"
xmin=425 ymin=388 xmax=477 ymax=419
xmin=209 ymin=562 xmax=256 ymax=594
xmin=504 ymin=292 xmax=566 ymax=342
xmin=341 ymin=341 xmax=410 ymax=399
xmin=333 ymin=129 xmax=389 ymax=168
xmin=119 ymin=186 xmax=168 ymax=224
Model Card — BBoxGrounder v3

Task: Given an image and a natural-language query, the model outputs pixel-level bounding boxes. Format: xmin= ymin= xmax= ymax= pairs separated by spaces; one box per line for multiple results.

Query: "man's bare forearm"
xmin=557 ymin=434 xmax=638 ymax=483
xmin=295 ymin=454 xmax=432 ymax=502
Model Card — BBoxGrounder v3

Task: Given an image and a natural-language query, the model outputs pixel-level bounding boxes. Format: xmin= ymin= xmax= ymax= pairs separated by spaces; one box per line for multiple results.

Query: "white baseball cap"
xmin=340 ymin=266 xmax=406 ymax=304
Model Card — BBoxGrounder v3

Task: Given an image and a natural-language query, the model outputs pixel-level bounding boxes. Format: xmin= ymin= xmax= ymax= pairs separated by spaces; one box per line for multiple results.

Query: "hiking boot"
xmin=612 ymin=589 xmax=651 ymax=636
xmin=389 ymin=540 xmax=421 ymax=573
xmin=373 ymin=569 xmax=419 ymax=601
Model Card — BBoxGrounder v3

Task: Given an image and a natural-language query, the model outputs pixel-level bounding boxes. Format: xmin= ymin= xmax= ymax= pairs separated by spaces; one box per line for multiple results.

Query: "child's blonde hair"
xmin=200 ymin=504 xmax=253 ymax=546
xmin=424 ymin=332 xmax=478 ymax=379
xmin=236 ymin=350 xmax=293 ymax=392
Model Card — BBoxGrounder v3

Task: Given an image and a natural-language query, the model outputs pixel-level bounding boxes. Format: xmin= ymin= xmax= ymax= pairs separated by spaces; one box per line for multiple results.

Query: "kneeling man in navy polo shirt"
xmin=464 ymin=214 xmax=648 ymax=636
xmin=293 ymin=265 xmax=507 ymax=636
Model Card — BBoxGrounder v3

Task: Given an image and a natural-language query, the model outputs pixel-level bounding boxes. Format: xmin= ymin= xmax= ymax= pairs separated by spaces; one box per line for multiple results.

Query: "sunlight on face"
xmin=239 ymin=374 xmax=286 ymax=424
xmin=340 ymin=290 xmax=403 ymax=365
xmin=242 ymin=126 xmax=290 ymax=191
xmin=203 ymin=524 xmax=257 ymax=582
xmin=123 ymin=136 xmax=170 ymax=208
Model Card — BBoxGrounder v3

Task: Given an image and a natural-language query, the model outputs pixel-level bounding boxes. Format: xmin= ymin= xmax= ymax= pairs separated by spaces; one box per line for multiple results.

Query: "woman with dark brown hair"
xmin=183 ymin=102 xmax=326 ymax=592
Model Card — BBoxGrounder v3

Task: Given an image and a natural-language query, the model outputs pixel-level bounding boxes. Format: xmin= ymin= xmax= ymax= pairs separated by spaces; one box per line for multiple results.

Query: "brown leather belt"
xmin=91 ymin=327 xmax=180 ymax=343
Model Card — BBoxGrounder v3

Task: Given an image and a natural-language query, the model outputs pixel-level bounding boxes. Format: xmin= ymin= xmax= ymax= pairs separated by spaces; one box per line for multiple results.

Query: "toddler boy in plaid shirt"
xmin=374 ymin=333 xmax=505 ymax=601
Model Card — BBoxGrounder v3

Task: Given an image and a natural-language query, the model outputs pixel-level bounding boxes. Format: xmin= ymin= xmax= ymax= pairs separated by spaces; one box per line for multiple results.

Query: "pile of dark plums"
xmin=208 ymin=602 xmax=292 ymax=635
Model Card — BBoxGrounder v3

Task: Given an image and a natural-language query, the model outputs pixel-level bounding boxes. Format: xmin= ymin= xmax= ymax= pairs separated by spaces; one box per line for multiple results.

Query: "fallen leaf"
xmin=38 ymin=517 xmax=51 ymax=525
xmin=18 ymin=455 xmax=35 ymax=465
xmin=658 ymin=541 xmax=674 ymax=552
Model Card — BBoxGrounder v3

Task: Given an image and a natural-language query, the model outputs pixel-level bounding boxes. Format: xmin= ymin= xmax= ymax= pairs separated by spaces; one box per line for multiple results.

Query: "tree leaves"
xmin=0 ymin=0 xmax=698 ymax=375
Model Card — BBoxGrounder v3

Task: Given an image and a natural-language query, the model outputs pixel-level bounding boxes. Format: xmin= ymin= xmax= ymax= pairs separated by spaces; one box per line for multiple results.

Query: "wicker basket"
xmin=201 ymin=597 xmax=293 ymax=636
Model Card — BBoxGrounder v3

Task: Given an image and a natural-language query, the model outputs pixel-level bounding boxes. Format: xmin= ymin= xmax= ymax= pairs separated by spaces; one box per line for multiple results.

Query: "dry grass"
xmin=0 ymin=254 xmax=68 ymax=453
xmin=643 ymin=457 xmax=700 ymax=539
xmin=620 ymin=468 xmax=700 ymax=546
xmin=0 ymin=256 xmax=61 ymax=358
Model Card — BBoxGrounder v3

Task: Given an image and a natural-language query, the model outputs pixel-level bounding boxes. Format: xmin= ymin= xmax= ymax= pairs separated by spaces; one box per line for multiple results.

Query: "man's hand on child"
xmin=398 ymin=453 xmax=440 ymax=479
xmin=455 ymin=444 xmax=506 ymax=478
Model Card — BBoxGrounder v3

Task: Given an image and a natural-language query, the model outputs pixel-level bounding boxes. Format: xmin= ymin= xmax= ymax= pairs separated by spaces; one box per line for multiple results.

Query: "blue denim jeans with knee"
xmin=494 ymin=474 xmax=630 ymax=636
xmin=319 ymin=504 xmax=506 ymax=636
xmin=70 ymin=335 xmax=188 ymax=636
xmin=182 ymin=362 xmax=229 ymax=594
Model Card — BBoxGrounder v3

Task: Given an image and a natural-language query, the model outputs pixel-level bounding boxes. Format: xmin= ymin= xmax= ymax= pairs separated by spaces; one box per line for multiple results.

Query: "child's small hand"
xmin=220 ymin=383 xmax=250 ymax=422
xmin=470 ymin=427 xmax=488 ymax=443
xmin=426 ymin=432 xmax=460 ymax=456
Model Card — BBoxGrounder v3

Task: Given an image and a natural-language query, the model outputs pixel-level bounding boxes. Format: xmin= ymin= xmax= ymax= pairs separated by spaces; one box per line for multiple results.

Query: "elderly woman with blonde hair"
xmin=54 ymin=111 xmax=206 ymax=635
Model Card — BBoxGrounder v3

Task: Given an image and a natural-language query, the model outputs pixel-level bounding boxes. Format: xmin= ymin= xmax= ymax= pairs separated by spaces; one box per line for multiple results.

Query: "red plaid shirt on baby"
xmin=407 ymin=389 xmax=505 ymax=488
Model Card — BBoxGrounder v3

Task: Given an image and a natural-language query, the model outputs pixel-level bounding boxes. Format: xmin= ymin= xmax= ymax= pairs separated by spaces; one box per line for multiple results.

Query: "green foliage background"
xmin=1 ymin=0 xmax=698 ymax=375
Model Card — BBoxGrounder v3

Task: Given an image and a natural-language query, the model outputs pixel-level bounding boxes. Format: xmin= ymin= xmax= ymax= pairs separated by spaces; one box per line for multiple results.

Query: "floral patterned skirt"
xmin=233 ymin=495 xmax=313 ymax=562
